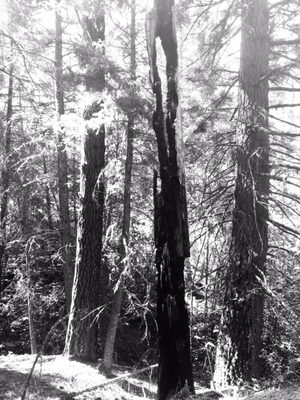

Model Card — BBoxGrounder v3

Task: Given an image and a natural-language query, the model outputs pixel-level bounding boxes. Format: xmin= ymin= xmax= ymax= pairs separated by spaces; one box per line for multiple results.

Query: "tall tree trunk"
xmin=23 ymin=187 xmax=38 ymax=355
xmin=64 ymin=1 xmax=106 ymax=362
xmin=214 ymin=0 xmax=270 ymax=388
xmin=0 ymin=55 xmax=13 ymax=297
xmin=146 ymin=1 xmax=194 ymax=399
xmin=43 ymin=156 xmax=54 ymax=231
xmin=101 ymin=0 xmax=136 ymax=375
xmin=55 ymin=0 xmax=74 ymax=313
xmin=26 ymin=239 xmax=38 ymax=355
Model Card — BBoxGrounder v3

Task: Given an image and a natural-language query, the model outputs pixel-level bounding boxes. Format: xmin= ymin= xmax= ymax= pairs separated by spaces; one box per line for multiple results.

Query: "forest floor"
xmin=0 ymin=353 xmax=300 ymax=400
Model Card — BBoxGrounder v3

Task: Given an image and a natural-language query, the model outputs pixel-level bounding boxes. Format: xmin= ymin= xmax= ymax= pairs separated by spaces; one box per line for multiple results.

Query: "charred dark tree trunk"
xmin=55 ymin=0 xmax=74 ymax=313
xmin=146 ymin=1 xmax=194 ymax=399
xmin=64 ymin=1 xmax=106 ymax=362
xmin=214 ymin=0 xmax=270 ymax=388
xmin=0 ymin=57 xmax=13 ymax=297
xmin=102 ymin=0 xmax=136 ymax=375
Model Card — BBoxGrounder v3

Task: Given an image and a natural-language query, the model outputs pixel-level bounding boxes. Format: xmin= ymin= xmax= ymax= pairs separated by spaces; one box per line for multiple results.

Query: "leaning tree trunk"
xmin=0 ymin=56 xmax=13 ymax=297
xmin=146 ymin=1 xmax=194 ymax=399
xmin=214 ymin=0 xmax=270 ymax=388
xmin=64 ymin=1 xmax=106 ymax=362
xmin=102 ymin=0 xmax=136 ymax=375
xmin=55 ymin=0 xmax=74 ymax=313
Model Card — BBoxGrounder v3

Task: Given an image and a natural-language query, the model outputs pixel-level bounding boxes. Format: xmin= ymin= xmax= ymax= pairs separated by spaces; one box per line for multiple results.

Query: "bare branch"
xmin=269 ymin=0 xmax=293 ymax=10
xmin=268 ymin=218 xmax=300 ymax=238
xmin=269 ymin=86 xmax=300 ymax=92
xmin=270 ymin=190 xmax=300 ymax=206
xmin=269 ymin=245 xmax=300 ymax=261
xmin=282 ymin=71 xmax=300 ymax=84
xmin=271 ymin=38 xmax=300 ymax=47
xmin=268 ymin=130 xmax=300 ymax=138
xmin=271 ymin=163 xmax=300 ymax=172
xmin=269 ymin=113 xmax=300 ymax=129
xmin=269 ymin=103 xmax=300 ymax=109
xmin=262 ymin=173 xmax=300 ymax=190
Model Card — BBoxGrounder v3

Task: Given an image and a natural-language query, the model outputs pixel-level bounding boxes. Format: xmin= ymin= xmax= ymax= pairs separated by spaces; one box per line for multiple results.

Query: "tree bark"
xmin=26 ymin=259 xmax=38 ymax=354
xmin=43 ymin=156 xmax=54 ymax=231
xmin=146 ymin=1 xmax=194 ymax=399
xmin=214 ymin=0 xmax=270 ymax=388
xmin=55 ymin=0 xmax=74 ymax=313
xmin=64 ymin=0 xmax=106 ymax=362
xmin=25 ymin=237 xmax=38 ymax=354
xmin=0 ymin=53 xmax=13 ymax=297
xmin=101 ymin=0 xmax=136 ymax=375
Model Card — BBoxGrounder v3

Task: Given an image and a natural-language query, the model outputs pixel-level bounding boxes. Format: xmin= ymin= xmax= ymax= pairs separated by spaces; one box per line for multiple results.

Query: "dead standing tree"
xmin=146 ymin=1 xmax=194 ymax=399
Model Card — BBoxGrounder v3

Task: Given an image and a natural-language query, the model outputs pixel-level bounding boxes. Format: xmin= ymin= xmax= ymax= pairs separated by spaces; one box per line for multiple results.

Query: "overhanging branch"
xmin=271 ymin=38 xmax=300 ymax=47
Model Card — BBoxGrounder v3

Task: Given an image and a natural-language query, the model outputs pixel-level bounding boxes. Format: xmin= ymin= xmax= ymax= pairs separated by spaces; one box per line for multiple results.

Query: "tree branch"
xmin=269 ymin=86 xmax=300 ymax=92
xmin=271 ymin=38 xmax=300 ymax=47
xmin=271 ymin=163 xmax=300 ymax=172
xmin=270 ymin=190 xmax=300 ymax=206
xmin=269 ymin=103 xmax=300 ymax=109
xmin=269 ymin=0 xmax=292 ymax=10
xmin=268 ymin=245 xmax=300 ymax=261
xmin=269 ymin=113 xmax=300 ymax=129
xmin=267 ymin=218 xmax=300 ymax=238
xmin=262 ymin=173 xmax=300 ymax=190
xmin=268 ymin=130 xmax=300 ymax=138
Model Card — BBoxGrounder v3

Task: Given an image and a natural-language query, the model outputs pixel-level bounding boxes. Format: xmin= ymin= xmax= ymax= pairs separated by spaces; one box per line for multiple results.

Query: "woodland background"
xmin=0 ymin=0 xmax=300 ymax=395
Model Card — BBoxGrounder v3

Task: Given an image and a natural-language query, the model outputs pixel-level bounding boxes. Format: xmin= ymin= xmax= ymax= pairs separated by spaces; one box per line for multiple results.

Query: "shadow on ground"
xmin=0 ymin=368 xmax=69 ymax=400
xmin=118 ymin=378 xmax=156 ymax=399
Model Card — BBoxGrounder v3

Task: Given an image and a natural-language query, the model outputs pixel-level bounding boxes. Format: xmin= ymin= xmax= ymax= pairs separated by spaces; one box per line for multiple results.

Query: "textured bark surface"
xmin=43 ymin=157 xmax=54 ymax=231
xmin=214 ymin=0 xmax=270 ymax=388
xmin=102 ymin=0 xmax=136 ymax=375
xmin=55 ymin=0 xmax=74 ymax=313
xmin=64 ymin=1 xmax=106 ymax=362
xmin=146 ymin=1 xmax=194 ymax=399
xmin=0 ymin=58 xmax=13 ymax=297
xmin=65 ymin=124 xmax=105 ymax=361
xmin=21 ymin=181 xmax=38 ymax=355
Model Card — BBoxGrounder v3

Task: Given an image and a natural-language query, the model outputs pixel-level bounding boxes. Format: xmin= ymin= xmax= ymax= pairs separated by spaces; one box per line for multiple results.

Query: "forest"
xmin=0 ymin=0 xmax=300 ymax=399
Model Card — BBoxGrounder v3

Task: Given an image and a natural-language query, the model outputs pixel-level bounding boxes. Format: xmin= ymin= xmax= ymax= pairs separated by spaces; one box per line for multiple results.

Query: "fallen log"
xmin=68 ymin=363 xmax=158 ymax=397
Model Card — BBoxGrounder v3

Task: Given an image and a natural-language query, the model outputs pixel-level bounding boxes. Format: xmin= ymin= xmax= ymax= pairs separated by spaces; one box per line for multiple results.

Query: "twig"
xmin=269 ymin=113 xmax=300 ymax=129
xmin=20 ymin=313 xmax=69 ymax=399
xmin=267 ymin=218 xmax=300 ymax=238
xmin=20 ymin=353 xmax=41 ymax=400
xmin=269 ymin=103 xmax=300 ymax=109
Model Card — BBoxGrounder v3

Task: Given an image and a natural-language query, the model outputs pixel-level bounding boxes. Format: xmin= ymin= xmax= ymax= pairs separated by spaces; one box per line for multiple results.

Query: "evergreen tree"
xmin=64 ymin=0 xmax=106 ymax=361
xmin=55 ymin=0 xmax=74 ymax=313
xmin=102 ymin=0 xmax=136 ymax=375
xmin=0 ymin=41 xmax=13 ymax=297
xmin=214 ymin=0 xmax=270 ymax=387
